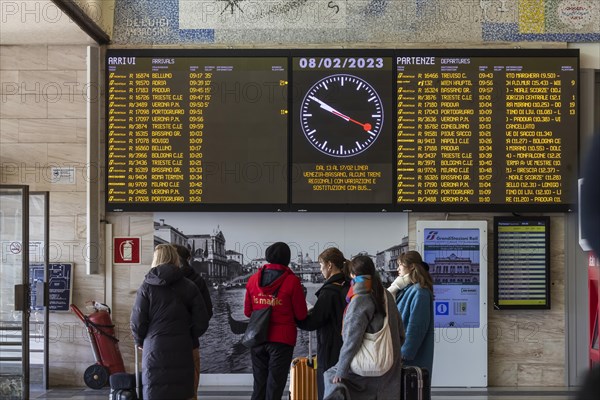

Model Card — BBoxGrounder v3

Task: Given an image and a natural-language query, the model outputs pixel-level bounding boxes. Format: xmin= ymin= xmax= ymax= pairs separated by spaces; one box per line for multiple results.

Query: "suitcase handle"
xmin=307 ymin=331 xmax=316 ymax=369
xmin=135 ymin=345 xmax=141 ymax=399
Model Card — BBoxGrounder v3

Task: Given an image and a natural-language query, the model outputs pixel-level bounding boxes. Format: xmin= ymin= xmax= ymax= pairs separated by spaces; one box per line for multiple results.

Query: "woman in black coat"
xmin=297 ymin=247 xmax=350 ymax=400
xmin=131 ymin=244 xmax=209 ymax=400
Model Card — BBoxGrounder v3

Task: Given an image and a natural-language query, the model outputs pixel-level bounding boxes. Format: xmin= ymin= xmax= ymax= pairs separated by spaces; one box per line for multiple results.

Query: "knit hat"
xmin=265 ymin=242 xmax=291 ymax=266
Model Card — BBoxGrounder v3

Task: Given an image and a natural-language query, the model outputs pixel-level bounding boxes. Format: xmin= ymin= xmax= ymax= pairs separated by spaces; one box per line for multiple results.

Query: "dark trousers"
xmin=316 ymin=366 xmax=325 ymax=400
xmin=250 ymin=342 xmax=294 ymax=400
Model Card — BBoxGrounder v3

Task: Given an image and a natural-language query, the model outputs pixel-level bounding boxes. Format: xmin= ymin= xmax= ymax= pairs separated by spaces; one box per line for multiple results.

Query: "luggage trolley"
xmin=70 ymin=302 xmax=126 ymax=389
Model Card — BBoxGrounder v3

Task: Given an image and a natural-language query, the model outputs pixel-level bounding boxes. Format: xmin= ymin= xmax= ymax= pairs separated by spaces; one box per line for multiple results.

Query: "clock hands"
xmin=309 ymin=95 xmax=373 ymax=132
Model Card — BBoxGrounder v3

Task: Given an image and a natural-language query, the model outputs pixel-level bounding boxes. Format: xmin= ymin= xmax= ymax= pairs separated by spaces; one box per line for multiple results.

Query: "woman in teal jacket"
xmin=394 ymin=250 xmax=435 ymax=375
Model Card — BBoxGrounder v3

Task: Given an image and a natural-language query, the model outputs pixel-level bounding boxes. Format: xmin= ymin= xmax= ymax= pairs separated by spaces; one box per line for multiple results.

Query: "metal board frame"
xmin=417 ymin=220 xmax=488 ymax=387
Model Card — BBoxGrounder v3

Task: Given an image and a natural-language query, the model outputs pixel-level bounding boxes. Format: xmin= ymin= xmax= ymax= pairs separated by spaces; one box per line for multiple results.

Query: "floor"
xmin=28 ymin=386 xmax=581 ymax=399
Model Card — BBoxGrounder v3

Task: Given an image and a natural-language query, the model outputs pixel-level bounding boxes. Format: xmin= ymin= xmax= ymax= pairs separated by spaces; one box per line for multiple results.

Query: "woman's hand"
xmin=332 ymin=376 xmax=343 ymax=384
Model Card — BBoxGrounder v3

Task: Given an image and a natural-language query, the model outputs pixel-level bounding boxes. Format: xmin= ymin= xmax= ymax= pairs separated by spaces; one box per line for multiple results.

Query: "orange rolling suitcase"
xmin=289 ymin=332 xmax=318 ymax=400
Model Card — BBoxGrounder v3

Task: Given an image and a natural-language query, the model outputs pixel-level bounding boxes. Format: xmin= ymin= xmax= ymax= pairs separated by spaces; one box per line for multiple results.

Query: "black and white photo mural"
xmin=154 ymin=212 xmax=408 ymax=373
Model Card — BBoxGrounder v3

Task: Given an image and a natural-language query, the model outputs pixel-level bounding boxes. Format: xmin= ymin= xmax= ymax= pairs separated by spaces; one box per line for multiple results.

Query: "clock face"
xmin=300 ymin=74 xmax=384 ymax=158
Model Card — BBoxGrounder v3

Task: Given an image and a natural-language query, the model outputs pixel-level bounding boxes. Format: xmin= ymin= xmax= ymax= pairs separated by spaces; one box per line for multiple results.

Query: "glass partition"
xmin=29 ymin=192 xmax=48 ymax=390
xmin=0 ymin=185 xmax=30 ymax=399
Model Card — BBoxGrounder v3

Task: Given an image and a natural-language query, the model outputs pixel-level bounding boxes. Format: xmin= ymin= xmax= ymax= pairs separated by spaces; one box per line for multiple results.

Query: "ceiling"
xmin=0 ymin=0 xmax=95 ymax=45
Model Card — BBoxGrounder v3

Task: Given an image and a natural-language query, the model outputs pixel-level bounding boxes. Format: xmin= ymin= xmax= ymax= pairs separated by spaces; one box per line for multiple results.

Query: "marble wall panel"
xmin=129 ymin=213 xmax=154 ymax=237
xmin=47 ymin=46 xmax=87 ymax=70
xmin=49 ymin=192 xmax=86 ymax=216
xmin=129 ymin=264 xmax=149 ymax=291
xmin=0 ymin=142 xmax=47 ymax=164
xmin=0 ymin=119 xmax=19 ymax=142
xmin=488 ymin=360 xmax=518 ymax=387
xmin=47 ymin=143 xmax=86 ymax=164
xmin=0 ymin=94 xmax=48 ymax=119
xmin=0 ymin=70 xmax=19 ymax=93
xmin=18 ymin=70 xmax=78 ymax=95
xmin=19 ymin=118 xmax=77 ymax=143
xmin=46 ymin=92 xmax=87 ymax=118
xmin=517 ymin=363 xmax=565 ymax=386
xmin=48 ymin=215 xmax=77 ymax=241
xmin=0 ymin=46 xmax=47 ymax=70
xmin=75 ymin=118 xmax=86 ymax=143
xmin=75 ymin=213 xmax=88 ymax=241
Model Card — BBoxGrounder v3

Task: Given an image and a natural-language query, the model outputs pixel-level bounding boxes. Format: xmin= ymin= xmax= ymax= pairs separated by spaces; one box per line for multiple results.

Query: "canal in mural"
xmin=155 ymin=211 xmax=409 ymax=373
xmin=199 ymin=282 xmax=320 ymax=373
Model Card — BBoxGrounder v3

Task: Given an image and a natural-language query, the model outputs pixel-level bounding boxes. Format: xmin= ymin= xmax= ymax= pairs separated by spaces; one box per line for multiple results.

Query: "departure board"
xmin=105 ymin=49 xmax=579 ymax=212
xmin=291 ymin=54 xmax=394 ymax=210
xmin=396 ymin=50 xmax=578 ymax=212
xmin=494 ymin=217 xmax=550 ymax=309
xmin=106 ymin=51 xmax=288 ymax=211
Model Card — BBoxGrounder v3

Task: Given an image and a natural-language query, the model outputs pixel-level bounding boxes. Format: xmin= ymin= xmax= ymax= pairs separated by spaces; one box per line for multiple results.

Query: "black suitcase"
xmin=111 ymin=389 xmax=136 ymax=400
xmin=110 ymin=346 xmax=142 ymax=400
xmin=401 ymin=366 xmax=430 ymax=400
xmin=110 ymin=372 xmax=136 ymax=390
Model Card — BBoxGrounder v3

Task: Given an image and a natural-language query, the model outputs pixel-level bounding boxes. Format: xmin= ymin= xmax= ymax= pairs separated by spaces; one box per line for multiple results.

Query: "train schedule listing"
xmin=106 ymin=54 xmax=289 ymax=211
xmin=395 ymin=52 xmax=578 ymax=211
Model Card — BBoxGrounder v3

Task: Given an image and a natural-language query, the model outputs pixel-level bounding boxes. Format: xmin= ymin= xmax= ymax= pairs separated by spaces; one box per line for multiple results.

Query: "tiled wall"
xmin=110 ymin=0 xmax=600 ymax=45
xmin=0 ymin=44 xmax=105 ymax=386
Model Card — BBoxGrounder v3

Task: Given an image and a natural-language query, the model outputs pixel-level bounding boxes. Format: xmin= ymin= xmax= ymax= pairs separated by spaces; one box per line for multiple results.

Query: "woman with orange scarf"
xmin=323 ymin=255 xmax=405 ymax=400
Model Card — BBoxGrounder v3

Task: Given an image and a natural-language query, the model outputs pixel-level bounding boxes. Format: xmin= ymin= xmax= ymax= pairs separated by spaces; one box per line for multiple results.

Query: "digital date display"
xmin=291 ymin=55 xmax=394 ymax=209
xmin=296 ymin=57 xmax=388 ymax=70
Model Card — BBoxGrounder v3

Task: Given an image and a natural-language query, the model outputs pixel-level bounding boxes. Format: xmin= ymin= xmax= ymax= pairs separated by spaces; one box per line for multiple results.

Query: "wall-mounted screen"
xmin=106 ymin=50 xmax=288 ymax=212
xmin=396 ymin=50 xmax=578 ymax=212
xmin=417 ymin=220 xmax=488 ymax=387
xmin=494 ymin=216 xmax=551 ymax=309
xmin=105 ymin=49 xmax=578 ymax=212
xmin=291 ymin=53 xmax=394 ymax=210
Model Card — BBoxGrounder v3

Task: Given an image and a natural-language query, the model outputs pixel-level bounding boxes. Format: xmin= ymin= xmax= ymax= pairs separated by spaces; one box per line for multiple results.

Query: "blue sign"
xmin=29 ymin=263 xmax=73 ymax=312
xmin=435 ymin=301 xmax=449 ymax=316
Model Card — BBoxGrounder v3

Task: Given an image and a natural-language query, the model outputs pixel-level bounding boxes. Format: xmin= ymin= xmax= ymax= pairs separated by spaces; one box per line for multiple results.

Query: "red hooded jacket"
xmin=244 ymin=264 xmax=308 ymax=346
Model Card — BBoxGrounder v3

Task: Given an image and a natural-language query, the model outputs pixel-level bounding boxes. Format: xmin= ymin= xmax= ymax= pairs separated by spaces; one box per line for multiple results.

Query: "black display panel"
xmin=105 ymin=49 xmax=579 ymax=212
xmin=291 ymin=53 xmax=394 ymax=210
xmin=106 ymin=50 xmax=288 ymax=212
xmin=395 ymin=50 xmax=578 ymax=212
xmin=494 ymin=216 xmax=551 ymax=310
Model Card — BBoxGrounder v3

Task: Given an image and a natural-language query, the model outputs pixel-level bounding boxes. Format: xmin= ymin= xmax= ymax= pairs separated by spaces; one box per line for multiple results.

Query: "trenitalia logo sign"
xmin=425 ymin=231 xmax=479 ymax=242
xmin=426 ymin=231 xmax=438 ymax=240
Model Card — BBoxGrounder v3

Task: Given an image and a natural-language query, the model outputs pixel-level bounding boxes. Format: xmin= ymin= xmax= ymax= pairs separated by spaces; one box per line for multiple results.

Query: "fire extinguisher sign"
xmin=113 ymin=237 xmax=141 ymax=264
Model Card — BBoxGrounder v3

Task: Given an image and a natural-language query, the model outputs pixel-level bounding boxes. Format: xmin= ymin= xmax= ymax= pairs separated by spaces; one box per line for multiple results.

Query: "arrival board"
xmin=106 ymin=53 xmax=288 ymax=211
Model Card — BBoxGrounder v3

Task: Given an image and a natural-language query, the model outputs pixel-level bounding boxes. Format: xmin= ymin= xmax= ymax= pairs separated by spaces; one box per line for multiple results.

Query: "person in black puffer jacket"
xmin=131 ymin=244 xmax=209 ymax=400
xmin=173 ymin=244 xmax=213 ymax=397
xmin=297 ymin=247 xmax=350 ymax=400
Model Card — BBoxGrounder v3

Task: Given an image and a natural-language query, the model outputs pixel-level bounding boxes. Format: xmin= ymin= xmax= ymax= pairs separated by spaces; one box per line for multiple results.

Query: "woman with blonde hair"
xmin=131 ymin=244 xmax=209 ymax=400
xmin=395 ymin=250 xmax=434 ymax=378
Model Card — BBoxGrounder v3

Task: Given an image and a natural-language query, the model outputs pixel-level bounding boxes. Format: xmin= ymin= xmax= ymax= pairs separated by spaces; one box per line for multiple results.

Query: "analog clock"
xmin=300 ymin=74 xmax=384 ymax=157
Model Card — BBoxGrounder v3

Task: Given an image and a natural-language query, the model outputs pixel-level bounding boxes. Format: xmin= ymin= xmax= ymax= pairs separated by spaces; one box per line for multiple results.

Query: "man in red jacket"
xmin=244 ymin=242 xmax=308 ymax=400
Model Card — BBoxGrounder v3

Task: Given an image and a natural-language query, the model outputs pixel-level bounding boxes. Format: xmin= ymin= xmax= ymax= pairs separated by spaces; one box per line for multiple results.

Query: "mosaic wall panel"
xmin=110 ymin=0 xmax=600 ymax=45
xmin=0 ymin=375 xmax=22 ymax=400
